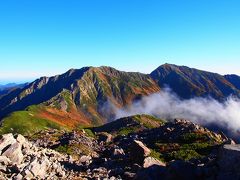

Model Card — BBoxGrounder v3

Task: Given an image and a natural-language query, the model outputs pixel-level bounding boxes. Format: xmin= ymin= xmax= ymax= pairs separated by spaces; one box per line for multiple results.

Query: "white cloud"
xmin=108 ymin=88 xmax=240 ymax=135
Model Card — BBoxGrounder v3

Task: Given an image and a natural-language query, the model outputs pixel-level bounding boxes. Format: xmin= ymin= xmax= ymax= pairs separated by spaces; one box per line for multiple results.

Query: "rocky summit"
xmin=0 ymin=116 xmax=239 ymax=179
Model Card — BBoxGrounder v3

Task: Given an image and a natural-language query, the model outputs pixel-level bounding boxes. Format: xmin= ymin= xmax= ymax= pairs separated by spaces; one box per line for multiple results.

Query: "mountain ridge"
xmin=0 ymin=64 xmax=240 ymax=134
xmin=0 ymin=66 xmax=160 ymax=129
xmin=150 ymin=63 xmax=240 ymax=99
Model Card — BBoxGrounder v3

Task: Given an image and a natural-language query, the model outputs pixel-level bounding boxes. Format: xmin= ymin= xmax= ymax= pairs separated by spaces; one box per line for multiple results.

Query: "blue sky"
xmin=0 ymin=0 xmax=240 ymax=84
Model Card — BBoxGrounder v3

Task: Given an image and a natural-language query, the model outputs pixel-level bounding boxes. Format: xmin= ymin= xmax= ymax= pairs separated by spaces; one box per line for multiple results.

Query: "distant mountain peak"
xmin=151 ymin=64 xmax=240 ymax=99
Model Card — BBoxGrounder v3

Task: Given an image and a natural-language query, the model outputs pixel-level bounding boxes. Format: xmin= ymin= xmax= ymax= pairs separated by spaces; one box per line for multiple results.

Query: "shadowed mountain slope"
xmin=150 ymin=64 xmax=240 ymax=99
xmin=224 ymin=74 xmax=240 ymax=90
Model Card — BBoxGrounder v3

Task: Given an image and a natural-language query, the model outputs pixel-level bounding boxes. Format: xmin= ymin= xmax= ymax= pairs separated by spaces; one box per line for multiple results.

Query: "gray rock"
xmin=130 ymin=140 xmax=151 ymax=164
xmin=0 ymin=133 xmax=16 ymax=153
xmin=136 ymin=165 xmax=166 ymax=180
xmin=2 ymin=142 xmax=23 ymax=164
xmin=0 ymin=155 xmax=11 ymax=165
xmin=13 ymin=173 xmax=23 ymax=180
xmin=98 ymin=132 xmax=113 ymax=143
xmin=132 ymin=163 xmax=141 ymax=172
xmin=113 ymin=148 xmax=125 ymax=156
xmin=80 ymin=155 xmax=92 ymax=165
xmin=143 ymin=157 xmax=166 ymax=168
xmin=218 ymin=144 xmax=240 ymax=173
xmin=224 ymin=139 xmax=236 ymax=145
xmin=16 ymin=134 xmax=25 ymax=145
xmin=167 ymin=160 xmax=199 ymax=179
xmin=22 ymin=169 xmax=34 ymax=179
xmin=0 ymin=133 xmax=75 ymax=179
xmin=109 ymin=167 xmax=124 ymax=176
xmin=123 ymin=172 xmax=136 ymax=179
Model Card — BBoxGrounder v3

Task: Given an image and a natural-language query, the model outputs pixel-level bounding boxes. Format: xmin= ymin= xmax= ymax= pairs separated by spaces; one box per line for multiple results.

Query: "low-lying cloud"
xmin=109 ymin=88 xmax=240 ymax=135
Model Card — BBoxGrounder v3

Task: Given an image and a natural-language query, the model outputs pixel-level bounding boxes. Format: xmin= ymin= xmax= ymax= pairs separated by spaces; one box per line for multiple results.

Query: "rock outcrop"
xmin=143 ymin=157 xmax=166 ymax=168
xmin=130 ymin=140 xmax=151 ymax=164
xmin=0 ymin=133 xmax=68 ymax=179
xmin=1 ymin=117 xmax=240 ymax=179
xmin=217 ymin=144 xmax=240 ymax=178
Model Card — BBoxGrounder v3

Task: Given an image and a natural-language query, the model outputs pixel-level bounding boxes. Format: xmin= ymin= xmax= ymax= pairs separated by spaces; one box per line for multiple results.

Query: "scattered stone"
xmin=0 ymin=133 xmax=76 ymax=179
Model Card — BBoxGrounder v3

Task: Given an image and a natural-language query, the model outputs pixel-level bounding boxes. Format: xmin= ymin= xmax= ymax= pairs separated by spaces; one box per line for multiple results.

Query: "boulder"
xmin=0 ymin=156 xmax=11 ymax=172
xmin=224 ymin=139 xmax=236 ymax=145
xmin=0 ymin=133 xmax=16 ymax=153
xmin=167 ymin=160 xmax=199 ymax=179
xmin=0 ymin=155 xmax=11 ymax=165
xmin=22 ymin=169 xmax=34 ymax=179
xmin=143 ymin=157 xmax=166 ymax=168
xmin=14 ymin=173 xmax=23 ymax=180
xmin=2 ymin=142 xmax=23 ymax=164
xmin=16 ymin=134 xmax=26 ymax=145
xmin=113 ymin=148 xmax=125 ymax=158
xmin=130 ymin=140 xmax=151 ymax=164
xmin=218 ymin=144 xmax=240 ymax=172
xmin=79 ymin=155 xmax=92 ymax=165
xmin=123 ymin=172 xmax=136 ymax=180
xmin=0 ymin=133 xmax=74 ymax=179
xmin=97 ymin=132 xmax=113 ymax=143
xmin=109 ymin=167 xmax=124 ymax=176
xmin=135 ymin=165 xmax=166 ymax=180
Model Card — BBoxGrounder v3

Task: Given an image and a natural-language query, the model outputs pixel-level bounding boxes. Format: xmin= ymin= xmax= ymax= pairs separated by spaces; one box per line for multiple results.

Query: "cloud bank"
xmin=109 ymin=88 xmax=240 ymax=135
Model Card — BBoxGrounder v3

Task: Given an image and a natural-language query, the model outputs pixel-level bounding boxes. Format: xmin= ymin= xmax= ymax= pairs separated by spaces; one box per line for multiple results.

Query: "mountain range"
xmin=0 ymin=83 xmax=28 ymax=100
xmin=0 ymin=64 xmax=239 ymax=135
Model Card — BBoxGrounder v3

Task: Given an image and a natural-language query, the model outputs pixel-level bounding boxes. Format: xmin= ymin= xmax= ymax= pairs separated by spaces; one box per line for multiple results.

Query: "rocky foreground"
xmin=0 ymin=117 xmax=240 ymax=179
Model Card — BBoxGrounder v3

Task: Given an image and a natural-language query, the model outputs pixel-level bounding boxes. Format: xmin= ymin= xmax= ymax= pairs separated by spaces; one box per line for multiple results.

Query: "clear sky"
xmin=0 ymin=0 xmax=240 ymax=84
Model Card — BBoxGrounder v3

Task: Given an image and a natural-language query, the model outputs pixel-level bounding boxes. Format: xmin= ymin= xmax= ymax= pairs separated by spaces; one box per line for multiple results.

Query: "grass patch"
xmin=133 ymin=114 xmax=166 ymax=129
xmin=55 ymin=145 xmax=73 ymax=155
xmin=84 ymin=129 xmax=95 ymax=138
xmin=151 ymin=141 xmax=214 ymax=162
xmin=76 ymin=125 xmax=96 ymax=138
xmin=166 ymin=149 xmax=203 ymax=161
xmin=118 ymin=126 xmax=140 ymax=136
xmin=180 ymin=133 xmax=209 ymax=143
xmin=149 ymin=149 xmax=165 ymax=162
xmin=0 ymin=110 xmax=63 ymax=136
xmin=181 ymin=142 xmax=214 ymax=155
xmin=60 ymin=90 xmax=73 ymax=112
xmin=54 ymin=143 xmax=93 ymax=158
